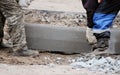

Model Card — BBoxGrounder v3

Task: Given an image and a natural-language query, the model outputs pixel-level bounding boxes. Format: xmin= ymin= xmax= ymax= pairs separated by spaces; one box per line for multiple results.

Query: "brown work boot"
xmin=13 ymin=49 xmax=39 ymax=56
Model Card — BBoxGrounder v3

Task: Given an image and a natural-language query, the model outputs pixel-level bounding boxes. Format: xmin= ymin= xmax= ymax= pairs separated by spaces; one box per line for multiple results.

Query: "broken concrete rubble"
xmin=70 ymin=55 xmax=120 ymax=74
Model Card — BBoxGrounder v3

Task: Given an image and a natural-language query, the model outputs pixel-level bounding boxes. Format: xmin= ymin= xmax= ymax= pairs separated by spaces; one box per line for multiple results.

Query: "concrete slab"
xmin=25 ymin=23 xmax=91 ymax=54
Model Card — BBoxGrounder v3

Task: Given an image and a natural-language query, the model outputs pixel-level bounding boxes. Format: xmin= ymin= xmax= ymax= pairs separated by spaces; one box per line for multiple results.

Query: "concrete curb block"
xmin=107 ymin=29 xmax=120 ymax=54
xmin=25 ymin=23 xmax=91 ymax=54
xmin=25 ymin=23 xmax=120 ymax=54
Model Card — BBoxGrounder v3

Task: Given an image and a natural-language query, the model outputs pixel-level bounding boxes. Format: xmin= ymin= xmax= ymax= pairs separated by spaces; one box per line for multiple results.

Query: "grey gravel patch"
xmin=70 ymin=55 xmax=120 ymax=74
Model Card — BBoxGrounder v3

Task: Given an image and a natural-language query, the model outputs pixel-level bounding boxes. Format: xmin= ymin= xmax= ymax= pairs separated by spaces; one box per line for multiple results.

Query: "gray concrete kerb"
xmin=25 ymin=23 xmax=91 ymax=54
xmin=25 ymin=23 xmax=120 ymax=54
xmin=107 ymin=28 xmax=120 ymax=54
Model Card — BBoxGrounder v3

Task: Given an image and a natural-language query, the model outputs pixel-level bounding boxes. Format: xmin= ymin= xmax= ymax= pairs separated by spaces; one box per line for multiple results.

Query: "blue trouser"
xmin=93 ymin=0 xmax=120 ymax=38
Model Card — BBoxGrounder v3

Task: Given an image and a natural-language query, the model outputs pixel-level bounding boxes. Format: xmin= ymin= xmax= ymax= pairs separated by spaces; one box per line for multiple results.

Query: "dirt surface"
xmin=27 ymin=0 xmax=85 ymax=12
xmin=0 ymin=48 xmax=80 ymax=65
xmin=0 ymin=48 xmax=119 ymax=75
xmin=1 ymin=64 xmax=118 ymax=75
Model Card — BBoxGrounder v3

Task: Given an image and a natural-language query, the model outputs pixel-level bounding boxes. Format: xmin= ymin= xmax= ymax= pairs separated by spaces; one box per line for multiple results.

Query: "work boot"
xmin=0 ymin=43 xmax=12 ymax=48
xmin=92 ymin=38 xmax=109 ymax=51
xmin=13 ymin=49 xmax=39 ymax=56
xmin=87 ymin=48 xmax=109 ymax=56
xmin=92 ymin=31 xmax=110 ymax=51
xmin=89 ymin=38 xmax=109 ymax=56
xmin=104 ymin=38 xmax=109 ymax=47
xmin=0 ymin=38 xmax=12 ymax=48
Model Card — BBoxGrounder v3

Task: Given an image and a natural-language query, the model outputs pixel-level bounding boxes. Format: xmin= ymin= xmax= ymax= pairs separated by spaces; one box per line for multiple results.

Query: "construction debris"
xmin=70 ymin=55 xmax=120 ymax=74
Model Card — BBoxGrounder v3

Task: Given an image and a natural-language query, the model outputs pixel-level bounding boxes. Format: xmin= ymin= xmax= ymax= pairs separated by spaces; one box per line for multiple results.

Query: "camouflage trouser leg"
xmin=0 ymin=0 xmax=28 ymax=51
xmin=0 ymin=11 xmax=6 ymax=42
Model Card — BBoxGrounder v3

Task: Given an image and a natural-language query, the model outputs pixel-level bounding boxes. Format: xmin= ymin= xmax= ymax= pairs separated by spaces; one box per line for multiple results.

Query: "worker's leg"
xmin=0 ymin=0 xmax=39 ymax=56
xmin=0 ymin=11 xmax=7 ymax=47
xmin=81 ymin=0 xmax=99 ymax=28
xmin=0 ymin=11 xmax=5 ymax=41
xmin=81 ymin=0 xmax=99 ymax=44
xmin=92 ymin=0 xmax=120 ymax=50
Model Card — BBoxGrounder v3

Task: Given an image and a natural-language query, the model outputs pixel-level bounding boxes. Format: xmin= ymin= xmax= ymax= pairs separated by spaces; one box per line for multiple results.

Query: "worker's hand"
xmin=86 ymin=27 xmax=97 ymax=45
xmin=18 ymin=0 xmax=31 ymax=8
xmin=98 ymin=0 xmax=103 ymax=3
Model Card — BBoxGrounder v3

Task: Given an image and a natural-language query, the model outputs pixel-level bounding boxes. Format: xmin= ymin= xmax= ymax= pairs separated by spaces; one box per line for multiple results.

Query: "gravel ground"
xmin=70 ymin=54 xmax=120 ymax=74
xmin=24 ymin=10 xmax=87 ymax=27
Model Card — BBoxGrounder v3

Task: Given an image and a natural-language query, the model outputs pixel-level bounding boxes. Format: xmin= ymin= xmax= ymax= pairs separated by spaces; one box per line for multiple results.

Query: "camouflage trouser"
xmin=0 ymin=0 xmax=28 ymax=51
